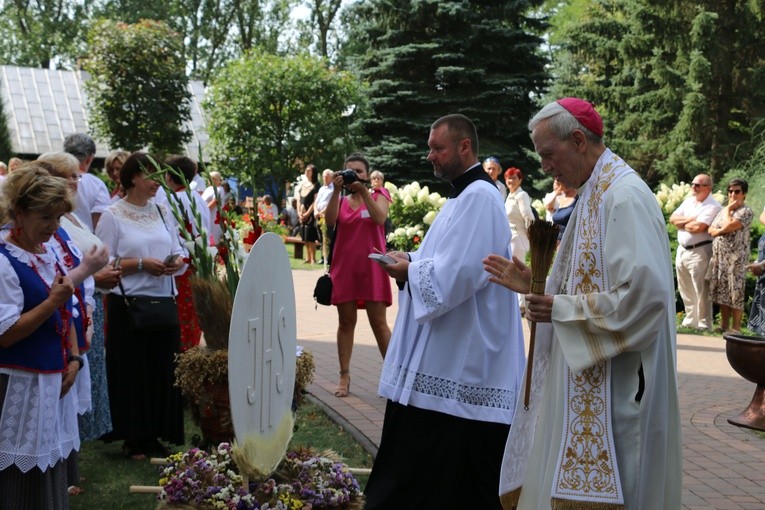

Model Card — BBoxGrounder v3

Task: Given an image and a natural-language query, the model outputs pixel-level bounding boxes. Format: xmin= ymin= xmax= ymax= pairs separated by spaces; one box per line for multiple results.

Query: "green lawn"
xmin=71 ymin=400 xmax=373 ymax=509
xmin=284 ymin=239 xmax=327 ymax=271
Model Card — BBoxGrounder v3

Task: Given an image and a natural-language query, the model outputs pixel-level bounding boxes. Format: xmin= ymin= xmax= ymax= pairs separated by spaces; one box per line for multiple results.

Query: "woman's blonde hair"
xmin=370 ymin=170 xmax=384 ymax=181
xmin=0 ymin=164 xmax=73 ymax=224
xmin=37 ymin=151 xmax=80 ymax=178
xmin=105 ymin=150 xmax=130 ymax=177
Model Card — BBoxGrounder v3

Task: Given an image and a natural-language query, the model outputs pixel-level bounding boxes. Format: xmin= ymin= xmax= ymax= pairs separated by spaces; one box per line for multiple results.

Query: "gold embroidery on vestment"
xmin=556 ymin=154 xmax=626 ymax=504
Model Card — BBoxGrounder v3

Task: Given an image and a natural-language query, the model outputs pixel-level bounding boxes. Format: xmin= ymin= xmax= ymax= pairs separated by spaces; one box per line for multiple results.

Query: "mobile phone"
xmin=112 ymin=256 xmax=121 ymax=270
xmin=163 ymin=254 xmax=178 ymax=265
xmin=368 ymin=253 xmax=396 ymax=265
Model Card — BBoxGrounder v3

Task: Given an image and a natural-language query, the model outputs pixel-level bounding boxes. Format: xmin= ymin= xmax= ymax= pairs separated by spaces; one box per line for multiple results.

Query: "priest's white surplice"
xmin=379 ymin=179 xmax=526 ymax=425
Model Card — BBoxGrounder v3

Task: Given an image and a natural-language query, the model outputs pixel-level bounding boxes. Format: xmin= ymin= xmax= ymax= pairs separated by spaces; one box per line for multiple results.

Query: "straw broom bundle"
xmin=523 ymin=220 xmax=560 ymax=409
xmin=189 ymin=276 xmax=233 ymax=350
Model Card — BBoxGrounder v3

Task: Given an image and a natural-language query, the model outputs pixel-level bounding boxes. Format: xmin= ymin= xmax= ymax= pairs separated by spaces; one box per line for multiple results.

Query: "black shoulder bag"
xmin=117 ymin=205 xmax=180 ymax=332
xmin=313 ymin=200 xmax=340 ymax=308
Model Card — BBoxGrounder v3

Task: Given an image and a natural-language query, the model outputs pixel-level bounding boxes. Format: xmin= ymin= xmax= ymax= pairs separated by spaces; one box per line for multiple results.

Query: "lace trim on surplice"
xmin=418 ymin=259 xmax=447 ymax=316
xmin=381 ymin=363 xmax=516 ymax=410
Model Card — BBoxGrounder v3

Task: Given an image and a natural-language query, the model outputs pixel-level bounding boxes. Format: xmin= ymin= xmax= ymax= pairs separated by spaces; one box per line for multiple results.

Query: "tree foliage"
xmin=0 ymin=95 xmax=12 ymax=162
xmin=546 ymin=0 xmax=765 ymax=187
xmin=298 ymin=0 xmax=344 ymax=61
xmin=204 ymin=51 xmax=366 ymax=201
xmin=343 ymin=0 xmax=549 ymax=193
xmin=0 ymin=0 xmax=88 ymax=68
xmin=83 ymin=19 xmax=191 ymax=156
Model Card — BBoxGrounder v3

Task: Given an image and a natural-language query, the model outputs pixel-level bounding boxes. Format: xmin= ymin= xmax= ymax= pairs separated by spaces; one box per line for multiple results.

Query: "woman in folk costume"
xmin=0 ymin=166 xmax=82 ymax=509
xmin=485 ymin=98 xmax=681 ymax=510
xmin=37 ymin=153 xmax=112 ymax=496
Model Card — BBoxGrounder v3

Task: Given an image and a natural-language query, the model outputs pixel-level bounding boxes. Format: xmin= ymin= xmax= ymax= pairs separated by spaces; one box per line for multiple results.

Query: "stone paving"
xmin=291 ymin=269 xmax=765 ymax=509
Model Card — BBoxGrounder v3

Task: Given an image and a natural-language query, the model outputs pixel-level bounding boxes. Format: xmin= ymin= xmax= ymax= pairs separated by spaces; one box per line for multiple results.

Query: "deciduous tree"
xmin=83 ymin=19 xmax=191 ymax=156
xmin=204 ymin=50 xmax=365 ymax=201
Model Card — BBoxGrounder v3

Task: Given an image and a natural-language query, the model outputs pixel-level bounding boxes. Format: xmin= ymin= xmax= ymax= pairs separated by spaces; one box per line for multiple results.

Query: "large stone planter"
xmin=724 ymin=332 xmax=765 ymax=431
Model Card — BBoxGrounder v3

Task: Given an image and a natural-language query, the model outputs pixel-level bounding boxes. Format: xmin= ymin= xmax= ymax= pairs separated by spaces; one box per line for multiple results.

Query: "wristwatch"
xmin=137 ymin=257 xmax=143 ymax=272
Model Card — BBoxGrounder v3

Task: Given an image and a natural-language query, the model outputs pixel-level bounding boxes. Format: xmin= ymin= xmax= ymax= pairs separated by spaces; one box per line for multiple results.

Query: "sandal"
xmin=122 ymin=443 xmax=147 ymax=461
xmin=68 ymin=486 xmax=85 ymax=496
xmin=334 ymin=370 xmax=350 ymax=398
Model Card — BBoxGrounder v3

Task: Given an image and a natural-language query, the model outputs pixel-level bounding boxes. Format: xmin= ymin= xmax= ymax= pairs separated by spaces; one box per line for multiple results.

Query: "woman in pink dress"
xmin=324 ymin=154 xmax=392 ymax=397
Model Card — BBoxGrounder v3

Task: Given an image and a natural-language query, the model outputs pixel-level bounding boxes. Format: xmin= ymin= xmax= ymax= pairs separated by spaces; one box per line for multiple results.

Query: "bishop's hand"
xmin=483 ymin=254 xmax=531 ymax=295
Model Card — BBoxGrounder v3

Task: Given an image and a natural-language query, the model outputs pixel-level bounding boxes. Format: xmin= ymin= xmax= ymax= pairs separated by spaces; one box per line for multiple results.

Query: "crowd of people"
xmin=0 ymin=133 xmax=237 ymax=508
xmin=671 ymin=174 xmax=764 ymax=333
xmin=2 ymin=96 xmax=762 ymax=509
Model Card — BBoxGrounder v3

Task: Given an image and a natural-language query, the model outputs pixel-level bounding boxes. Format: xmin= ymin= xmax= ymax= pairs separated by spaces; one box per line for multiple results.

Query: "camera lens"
xmin=340 ymin=169 xmax=358 ymax=184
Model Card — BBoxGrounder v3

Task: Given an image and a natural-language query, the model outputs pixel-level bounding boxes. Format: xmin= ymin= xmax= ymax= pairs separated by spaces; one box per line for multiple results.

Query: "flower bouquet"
xmin=155 ymin=163 xmax=314 ymax=446
xmin=158 ymin=443 xmax=363 ymax=509
xmin=384 ymin=181 xmax=445 ymax=251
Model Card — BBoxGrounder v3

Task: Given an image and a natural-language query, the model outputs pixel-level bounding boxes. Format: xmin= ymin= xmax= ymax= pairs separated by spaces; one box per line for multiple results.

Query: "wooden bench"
xmin=283 ymin=236 xmax=305 ymax=259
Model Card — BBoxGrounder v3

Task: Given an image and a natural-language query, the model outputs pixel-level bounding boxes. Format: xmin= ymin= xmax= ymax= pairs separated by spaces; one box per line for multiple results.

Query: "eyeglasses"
xmin=727 ymin=189 xmax=743 ymax=195
xmin=690 ymin=183 xmax=709 ymax=188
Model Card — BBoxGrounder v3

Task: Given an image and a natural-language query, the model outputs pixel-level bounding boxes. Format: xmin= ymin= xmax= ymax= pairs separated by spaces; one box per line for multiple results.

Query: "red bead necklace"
xmin=10 ymin=230 xmax=73 ymax=349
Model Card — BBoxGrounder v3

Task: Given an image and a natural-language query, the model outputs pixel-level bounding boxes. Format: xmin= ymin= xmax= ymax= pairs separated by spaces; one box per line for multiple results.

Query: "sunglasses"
xmin=727 ymin=189 xmax=743 ymax=195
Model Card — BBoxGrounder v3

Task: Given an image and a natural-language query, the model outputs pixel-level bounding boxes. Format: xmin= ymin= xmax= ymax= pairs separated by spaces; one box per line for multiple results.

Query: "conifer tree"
xmin=345 ymin=0 xmax=549 ymax=191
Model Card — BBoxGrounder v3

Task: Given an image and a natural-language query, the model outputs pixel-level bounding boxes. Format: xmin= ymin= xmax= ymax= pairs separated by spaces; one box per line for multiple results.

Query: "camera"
xmin=338 ymin=168 xmax=360 ymax=184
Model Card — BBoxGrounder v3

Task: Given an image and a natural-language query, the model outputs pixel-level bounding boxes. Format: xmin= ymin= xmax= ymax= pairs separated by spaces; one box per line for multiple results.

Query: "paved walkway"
xmin=292 ymin=269 xmax=765 ymax=510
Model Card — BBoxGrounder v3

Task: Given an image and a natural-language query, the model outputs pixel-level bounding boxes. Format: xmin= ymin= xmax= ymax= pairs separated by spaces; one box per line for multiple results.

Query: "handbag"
xmin=313 ymin=274 xmax=333 ymax=307
xmin=116 ymin=204 xmax=180 ymax=332
xmin=313 ymin=202 xmax=339 ymax=308
xmin=119 ymin=291 xmax=179 ymax=333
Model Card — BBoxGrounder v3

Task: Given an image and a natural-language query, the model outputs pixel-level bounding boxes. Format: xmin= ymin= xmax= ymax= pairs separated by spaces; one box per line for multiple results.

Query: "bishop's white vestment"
xmin=499 ymin=149 xmax=682 ymax=510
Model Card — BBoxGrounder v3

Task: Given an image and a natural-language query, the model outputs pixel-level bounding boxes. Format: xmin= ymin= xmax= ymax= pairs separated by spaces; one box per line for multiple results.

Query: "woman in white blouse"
xmin=503 ymin=166 xmax=535 ymax=265
xmin=95 ymin=152 xmax=186 ymax=460
xmin=504 ymin=166 xmax=535 ymax=314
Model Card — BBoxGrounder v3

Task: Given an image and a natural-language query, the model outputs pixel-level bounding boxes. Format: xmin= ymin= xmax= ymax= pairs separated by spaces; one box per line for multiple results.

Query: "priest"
xmin=364 ymin=114 xmax=526 ymax=508
xmin=484 ymin=98 xmax=682 ymax=510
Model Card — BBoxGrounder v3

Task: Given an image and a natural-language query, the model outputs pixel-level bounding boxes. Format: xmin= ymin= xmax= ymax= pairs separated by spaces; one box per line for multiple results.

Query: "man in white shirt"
xmin=670 ymin=174 xmax=721 ymax=330
xmin=258 ymin=194 xmax=279 ymax=221
xmin=314 ymin=169 xmax=335 ymax=264
xmin=315 ymin=169 xmax=334 ymax=215
xmin=64 ymin=133 xmax=111 ymax=233
xmin=365 ymin=114 xmax=525 ymax=509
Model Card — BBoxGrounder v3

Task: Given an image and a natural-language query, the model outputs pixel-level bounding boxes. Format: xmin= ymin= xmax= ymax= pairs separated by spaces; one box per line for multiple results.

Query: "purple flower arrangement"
xmin=158 ymin=443 xmax=362 ymax=509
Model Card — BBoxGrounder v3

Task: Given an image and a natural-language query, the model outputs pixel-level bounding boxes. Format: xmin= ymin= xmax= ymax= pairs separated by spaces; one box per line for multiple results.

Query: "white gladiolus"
xmin=385 ymin=182 xmax=398 ymax=194
xmin=406 ymin=226 xmax=418 ymax=237
xmin=410 ymin=181 xmax=421 ymax=194
xmin=403 ymin=194 xmax=414 ymax=206
xmin=428 ymin=192 xmax=441 ymax=205
xmin=417 ymin=188 xmax=430 ymax=201
xmin=423 ymin=210 xmax=437 ymax=225
xmin=395 ymin=227 xmax=406 ymax=236
xmin=438 ymin=197 xmax=447 ymax=207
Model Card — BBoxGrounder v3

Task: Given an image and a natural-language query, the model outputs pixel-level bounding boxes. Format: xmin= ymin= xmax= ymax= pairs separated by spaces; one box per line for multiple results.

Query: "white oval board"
xmin=228 ymin=232 xmax=296 ymax=446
